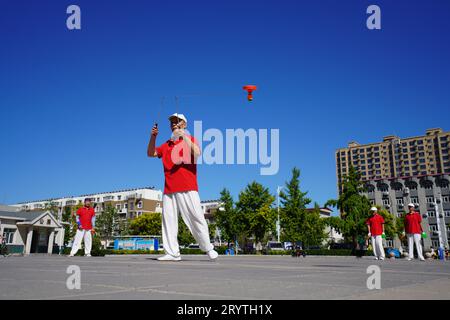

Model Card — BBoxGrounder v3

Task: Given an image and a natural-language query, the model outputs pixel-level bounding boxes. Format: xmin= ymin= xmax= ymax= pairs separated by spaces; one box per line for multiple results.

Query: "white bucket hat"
xmin=370 ymin=207 xmax=378 ymax=211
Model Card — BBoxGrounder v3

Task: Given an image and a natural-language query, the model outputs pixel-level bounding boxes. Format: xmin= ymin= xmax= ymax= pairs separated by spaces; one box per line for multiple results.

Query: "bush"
xmin=264 ymin=250 xmax=292 ymax=255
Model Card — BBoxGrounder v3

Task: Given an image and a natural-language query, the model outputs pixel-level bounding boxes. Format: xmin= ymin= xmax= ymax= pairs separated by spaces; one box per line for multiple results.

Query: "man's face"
xmin=371 ymin=210 xmax=376 ymax=215
xmin=409 ymin=206 xmax=414 ymax=213
xmin=84 ymin=200 xmax=91 ymax=208
xmin=170 ymin=118 xmax=186 ymax=132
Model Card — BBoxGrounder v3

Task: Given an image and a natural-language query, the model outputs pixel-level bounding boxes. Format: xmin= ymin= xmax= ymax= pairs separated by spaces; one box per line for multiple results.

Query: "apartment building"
xmin=336 ymin=128 xmax=450 ymax=250
xmin=336 ymin=128 xmax=450 ymax=194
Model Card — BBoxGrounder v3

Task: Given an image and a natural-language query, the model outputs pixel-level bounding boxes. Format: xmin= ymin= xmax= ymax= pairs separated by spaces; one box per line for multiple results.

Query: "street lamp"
xmin=434 ymin=193 xmax=449 ymax=259
xmin=276 ymin=186 xmax=284 ymax=243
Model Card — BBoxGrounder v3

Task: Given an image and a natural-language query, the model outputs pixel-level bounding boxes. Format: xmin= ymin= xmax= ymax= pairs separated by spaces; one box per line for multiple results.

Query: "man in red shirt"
xmin=147 ymin=113 xmax=218 ymax=261
xmin=404 ymin=203 xmax=425 ymax=261
xmin=69 ymin=198 xmax=96 ymax=257
xmin=366 ymin=207 xmax=385 ymax=260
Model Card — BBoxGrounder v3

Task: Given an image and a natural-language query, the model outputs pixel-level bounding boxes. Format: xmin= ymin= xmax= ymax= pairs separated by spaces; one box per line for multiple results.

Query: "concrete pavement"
xmin=0 ymin=254 xmax=449 ymax=300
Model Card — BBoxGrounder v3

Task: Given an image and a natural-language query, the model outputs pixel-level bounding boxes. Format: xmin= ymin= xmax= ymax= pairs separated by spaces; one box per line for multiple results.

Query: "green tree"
xmin=62 ymin=206 xmax=76 ymax=246
xmin=178 ymin=218 xmax=196 ymax=246
xmin=95 ymin=204 xmax=120 ymax=244
xmin=325 ymin=166 xmax=373 ymax=247
xmin=250 ymin=205 xmax=277 ymax=245
xmin=118 ymin=218 xmax=131 ymax=236
xmin=395 ymin=212 xmax=407 ymax=246
xmin=44 ymin=201 xmax=59 ymax=220
xmin=236 ymin=182 xmax=275 ymax=246
xmin=280 ymin=168 xmax=326 ymax=247
xmin=129 ymin=213 xmax=162 ymax=235
xmin=61 ymin=203 xmax=84 ymax=246
xmin=208 ymin=222 xmax=217 ymax=241
xmin=215 ymin=188 xmax=238 ymax=244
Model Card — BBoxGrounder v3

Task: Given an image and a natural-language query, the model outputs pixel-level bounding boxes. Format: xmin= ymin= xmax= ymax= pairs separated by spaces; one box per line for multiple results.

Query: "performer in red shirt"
xmin=69 ymin=198 xmax=96 ymax=257
xmin=366 ymin=207 xmax=385 ymax=260
xmin=147 ymin=113 xmax=218 ymax=261
xmin=404 ymin=203 xmax=425 ymax=261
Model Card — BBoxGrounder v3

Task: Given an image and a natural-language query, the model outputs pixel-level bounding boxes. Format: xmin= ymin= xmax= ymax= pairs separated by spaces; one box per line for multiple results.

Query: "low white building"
xmin=10 ymin=187 xmax=163 ymax=221
xmin=0 ymin=208 xmax=66 ymax=255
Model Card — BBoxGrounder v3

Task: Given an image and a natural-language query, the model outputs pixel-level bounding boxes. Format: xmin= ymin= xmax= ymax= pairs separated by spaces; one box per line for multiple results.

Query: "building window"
xmin=137 ymin=201 xmax=143 ymax=209
xmin=2 ymin=228 xmax=16 ymax=244
xmin=427 ymin=211 xmax=436 ymax=218
xmin=382 ymin=199 xmax=390 ymax=206
xmin=445 ymin=211 xmax=450 ymax=217
xmin=430 ymin=225 xmax=438 ymax=232
xmin=426 ymin=197 xmax=435 ymax=203
xmin=432 ymin=240 xmax=439 ymax=248
xmin=443 ymin=196 xmax=450 ymax=203
xmin=411 ymin=197 xmax=419 ymax=204
xmin=116 ymin=204 xmax=121 ymax=210
xmin=118 ymin=196 xmax=122 ymax=201
xmin=124 ymin=203 xmax=128 ymax=209
xmin=396 ymin=198 xmax=404 ymax=205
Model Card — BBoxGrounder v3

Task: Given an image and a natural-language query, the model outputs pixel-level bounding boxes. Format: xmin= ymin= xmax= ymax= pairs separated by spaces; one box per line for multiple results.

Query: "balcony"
xmin=127 ymin=193 xmax=142 ymax=200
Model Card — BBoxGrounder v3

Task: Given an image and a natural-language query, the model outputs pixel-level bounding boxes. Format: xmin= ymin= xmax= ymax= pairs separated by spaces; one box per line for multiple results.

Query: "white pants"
xmin=407 ymin=233 xmax=424 ymax=260
xmin=70 ymin=229 xmax=92 ymax=256
xmin=162 ymin=191 xmax=213 ymax=257
xmin=371 ymin=235 xmax=385 ymax=259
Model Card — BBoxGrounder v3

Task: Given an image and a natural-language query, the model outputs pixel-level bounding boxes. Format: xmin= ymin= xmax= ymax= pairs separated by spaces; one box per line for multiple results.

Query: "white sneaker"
xmin=420 ymin=258 xmax=425 ymax=261
xmin=407 ymin=258 xmax=412 ymax=261
xmin=207 ymin=249 xmax=219 ymax=260
xmin=67 ymin=254 xmax=74 ymax=257
xmin=374 ymin=257 xmax=379 ymax=260
xmin=379 ymin=257 xmax=385 ymax=261
xmin=85 ymin=254 xmax=92 ymax=257
xmin=157 ymin=254 xmax=181 ymax=261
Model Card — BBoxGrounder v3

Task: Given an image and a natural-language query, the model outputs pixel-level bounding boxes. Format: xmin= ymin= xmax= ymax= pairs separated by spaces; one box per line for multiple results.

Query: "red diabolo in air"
xmin=243 ymin=85 xmax=257 ymax=101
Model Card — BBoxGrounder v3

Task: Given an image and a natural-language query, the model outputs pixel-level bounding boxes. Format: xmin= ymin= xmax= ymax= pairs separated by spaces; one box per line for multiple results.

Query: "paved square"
xmin=1 ymin=254 xmax=449 ymax=300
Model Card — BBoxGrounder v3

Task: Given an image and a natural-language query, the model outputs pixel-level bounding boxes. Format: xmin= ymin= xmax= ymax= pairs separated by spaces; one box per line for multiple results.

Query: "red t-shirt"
xmin=405 ymin=212 xmax=422 ymax=234
xmin=156 ymin=135 xmax=199 ymax=194
xmin=77 ymin=207 xmax=95 ymax=230
xmin=366 ymin=214 xmax=385 ymax=236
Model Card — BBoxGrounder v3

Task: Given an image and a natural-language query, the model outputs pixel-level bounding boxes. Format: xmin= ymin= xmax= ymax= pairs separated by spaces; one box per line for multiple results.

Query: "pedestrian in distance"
xmin=366 ymin=207 xmax=386 ymax=260
xmin=68 ymin=198 xmax=96 ymax=257
xmin=404 ymin=203 xmax=425 ymax=261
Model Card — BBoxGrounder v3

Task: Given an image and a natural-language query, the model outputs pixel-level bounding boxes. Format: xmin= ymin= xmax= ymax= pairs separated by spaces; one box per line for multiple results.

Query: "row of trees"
xmin=215 ymin=168 xmax=327 ymax=249
xmin=58 ymin=165 xmax=405 ymax=250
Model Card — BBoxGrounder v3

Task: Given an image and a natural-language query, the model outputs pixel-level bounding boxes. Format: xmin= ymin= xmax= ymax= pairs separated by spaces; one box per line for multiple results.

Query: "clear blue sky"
xmin=1 ymin=0 xmax=450 ymax=209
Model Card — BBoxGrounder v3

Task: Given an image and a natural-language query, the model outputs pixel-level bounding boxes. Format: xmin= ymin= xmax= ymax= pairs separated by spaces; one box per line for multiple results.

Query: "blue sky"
xmin=1 ymin=0 xmax=450 ymax=210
